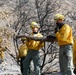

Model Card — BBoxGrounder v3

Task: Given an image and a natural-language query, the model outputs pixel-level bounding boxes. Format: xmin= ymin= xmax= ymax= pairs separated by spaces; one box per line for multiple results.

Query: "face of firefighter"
xmin=32 ymin=27 xmax=39 ymax=33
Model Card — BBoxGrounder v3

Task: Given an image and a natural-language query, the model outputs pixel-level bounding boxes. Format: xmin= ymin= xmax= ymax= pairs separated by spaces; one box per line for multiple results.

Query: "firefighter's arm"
xmin=39 ymin=41 xmax=44 ymax=48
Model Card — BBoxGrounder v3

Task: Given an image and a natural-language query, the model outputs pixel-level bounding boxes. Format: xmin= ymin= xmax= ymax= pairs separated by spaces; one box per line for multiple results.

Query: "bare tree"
xmin=16 ymin=0 xmax=61 ymax=74
xmin=1 ymin=0 xmax=76 ymax=74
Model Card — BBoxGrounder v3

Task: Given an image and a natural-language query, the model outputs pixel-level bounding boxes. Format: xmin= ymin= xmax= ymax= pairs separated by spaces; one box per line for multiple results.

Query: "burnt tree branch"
xmin=16 ymin=35 xmax=56 ymax=42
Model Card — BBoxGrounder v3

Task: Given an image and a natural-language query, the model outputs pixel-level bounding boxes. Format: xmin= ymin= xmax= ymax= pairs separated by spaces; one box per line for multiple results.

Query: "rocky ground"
xmin=0 ymin=51 xmax=21 ymax=75
xmin=0 ymin=51 xmax=61 ymax=75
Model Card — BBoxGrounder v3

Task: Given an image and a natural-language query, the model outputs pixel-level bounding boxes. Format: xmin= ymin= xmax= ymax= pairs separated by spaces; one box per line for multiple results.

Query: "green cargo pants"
xmin=59 ymin=45 xmax=74 ymax=75
xmin=22 ymin=50 xmax=41 ymax=75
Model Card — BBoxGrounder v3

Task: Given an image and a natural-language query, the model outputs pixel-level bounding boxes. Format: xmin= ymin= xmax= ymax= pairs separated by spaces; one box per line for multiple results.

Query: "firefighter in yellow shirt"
xmin=54 ymin=14 xmax=74 ymax=75
xmin=17 ymin=38 xmax=28 ymax=73
xmin=0 ymin=46 xmax=6 ymax=64
xmin=0 ymin=38 xmax=6 ymax=64
xmin=22 ymin=22 xmax=44 ymax=75
xmin=73 ymin=37 xmax=76 ymax=74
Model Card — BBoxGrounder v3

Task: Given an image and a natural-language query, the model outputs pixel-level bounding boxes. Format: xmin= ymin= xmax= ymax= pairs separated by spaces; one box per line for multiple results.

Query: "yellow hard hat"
xmin=30 ymin=22 xmax=40 ymax=28
xmin=54 ymin=14 xmax=65 ymax=21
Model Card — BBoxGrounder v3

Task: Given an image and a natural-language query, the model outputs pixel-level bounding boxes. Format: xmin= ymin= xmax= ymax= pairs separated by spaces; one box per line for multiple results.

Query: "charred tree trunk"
xmin=16 ymin=35 xmax=56 ymax=42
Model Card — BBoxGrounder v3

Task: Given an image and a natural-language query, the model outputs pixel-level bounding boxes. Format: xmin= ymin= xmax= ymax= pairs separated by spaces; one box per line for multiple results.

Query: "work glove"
xmin=46 ymin=35 xmax=56 ymax=42
xmin=47 ymin=35 xmax=56 ymax=39
xmin=73 ymin=68 xmax=76 ymax=74
xmin=54 ymin=27 xmax=59 ymax=33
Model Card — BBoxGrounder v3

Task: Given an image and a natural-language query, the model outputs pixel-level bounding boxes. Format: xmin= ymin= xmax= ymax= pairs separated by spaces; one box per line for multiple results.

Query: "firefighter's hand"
xmin=25 ymin=34 xmax=29 ymax=38
xmin=47 ymin=35 xmax=56 ymax=39
xmin=54 ymin=27 xmax=59 ymax=33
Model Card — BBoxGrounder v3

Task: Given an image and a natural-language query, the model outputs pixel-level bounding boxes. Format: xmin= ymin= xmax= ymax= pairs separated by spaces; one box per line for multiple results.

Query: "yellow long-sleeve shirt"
xmin=26 ymin=32 xmax=44 ymax=50
xmin=0 ymin=47 xmax=5 ymax=60
xmin=17 ymin=44 xmax=28 ymax=58
xmin=55 ymin=24 xmax=73 ymax=46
